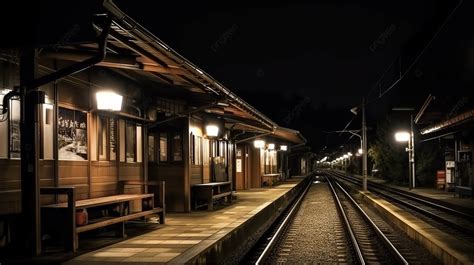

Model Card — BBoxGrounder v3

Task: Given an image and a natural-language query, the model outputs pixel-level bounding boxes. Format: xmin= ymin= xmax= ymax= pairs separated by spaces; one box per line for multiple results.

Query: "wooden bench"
xmin=455 ymin=185 xmax=473 ymax=198
xmin=40 ymin=181 xmax=165 ymax=252
xmin=262 ymin=173 xmax=281 ymax=186
xmin=192 ymin=181 xmax=232 ymax=210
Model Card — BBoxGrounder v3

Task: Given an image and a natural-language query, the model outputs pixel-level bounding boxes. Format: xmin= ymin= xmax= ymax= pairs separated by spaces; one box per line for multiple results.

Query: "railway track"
xmin=327 ymin=176 xmax=408 ymax=264
xmin=245 ymin=173 xmax=439 ymax=264
xmin=325 ymin=170 xmax=474 ymax=243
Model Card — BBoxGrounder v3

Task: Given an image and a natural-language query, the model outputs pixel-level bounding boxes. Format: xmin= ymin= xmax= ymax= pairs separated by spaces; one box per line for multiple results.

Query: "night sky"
xmin=110 ymin=1 xmax=473 ymax=152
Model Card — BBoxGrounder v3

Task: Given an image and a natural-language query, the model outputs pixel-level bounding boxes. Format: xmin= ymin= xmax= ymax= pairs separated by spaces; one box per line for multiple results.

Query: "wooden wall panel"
xmin=90 ymin=161 xmax=118 ymax=198
xmin=190 ymin=165 xmax=202 ymax=185
xmin=58 ymin=82 xmax=90 ymax=110
xmin=149 ymin=163 xmax=185 ymax=212
xmin=119 ymin=162 xmax=143 ymax=194
xmin=58 ymin=161 xmax=89 ymax=200
xmin=39 ymin=160 xmax=55 ymax=205
xmin=250 ymin=147 xmax=261 ymax=188
xmin=0 ymin=160 xmax=21 ymax=215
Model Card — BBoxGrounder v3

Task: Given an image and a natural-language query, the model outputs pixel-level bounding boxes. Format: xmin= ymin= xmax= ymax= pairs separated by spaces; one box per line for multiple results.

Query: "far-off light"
xmin=358 ymin=148 xmax=363 ymax=154
xmin=268 ymin=143 xmax=275 ymax=150
xmin=96 ymin=91 xmax=123 ymax=111
xmin=347 ymin=152 xmax=352 ymax=156
xmin=254 ymin=139 xmax=265 ymax=149
xmin=280 ymin=145 xmax=288 ymax=151
xmin=205 ymin=125 xmax=219 ymax=137
xmin=395 ymin=131 xmax=410 ymax=142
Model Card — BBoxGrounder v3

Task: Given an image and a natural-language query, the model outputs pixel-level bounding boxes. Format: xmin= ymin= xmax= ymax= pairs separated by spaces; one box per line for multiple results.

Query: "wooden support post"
xmin=20 ymin=49 xmax=42 ymax=256
xmin=66 ymin=188 xmax=77 ymax=252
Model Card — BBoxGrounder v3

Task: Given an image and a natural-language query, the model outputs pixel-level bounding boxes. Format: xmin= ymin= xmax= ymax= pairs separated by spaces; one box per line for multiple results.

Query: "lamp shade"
xmin=254 ymin=140 xmax=265 ymax=149
xmin=280 ymin=145 xmax=288 ymax=151
xmin=268 ymin=143 xmax=275 ymax=150
xmin=395 ymin=131 xmax=410 ymax=142
xmin=205 ymin=125 xmax=219 ymax=137
xmin=96 ymin=91 xmax=123 ymax=111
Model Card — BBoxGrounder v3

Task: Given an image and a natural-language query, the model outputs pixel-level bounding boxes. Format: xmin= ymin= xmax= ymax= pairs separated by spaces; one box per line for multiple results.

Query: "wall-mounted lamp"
xmin=280 ymin=145 xmax=288 ymax=151
xmin=205 ymin=124 xmax=219 ymax=137
xmin=254 ymin=139 xmax=265 ymax=149
xmin=96 ymin=91 xmax=123 ymax=111
xmin=395 ymin=131 xmax=410 ymax=142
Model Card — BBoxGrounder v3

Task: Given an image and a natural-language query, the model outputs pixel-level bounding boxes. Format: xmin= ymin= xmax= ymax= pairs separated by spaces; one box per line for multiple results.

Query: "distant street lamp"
xmin=395 ymin=132 xmax=410 ymax=142
xmin=395 ymin=129 xmax=415 ymax=190
xmin=392 ymin=108 xmax=416 ymax=190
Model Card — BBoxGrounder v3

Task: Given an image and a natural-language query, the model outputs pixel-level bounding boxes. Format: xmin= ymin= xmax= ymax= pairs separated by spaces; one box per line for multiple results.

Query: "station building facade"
xmin=0 ymin=0 xmax=307 ymax=253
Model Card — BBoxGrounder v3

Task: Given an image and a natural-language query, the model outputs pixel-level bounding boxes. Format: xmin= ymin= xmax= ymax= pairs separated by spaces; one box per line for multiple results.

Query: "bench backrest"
xmin=118 ymin=180 xmax=165 ymax=209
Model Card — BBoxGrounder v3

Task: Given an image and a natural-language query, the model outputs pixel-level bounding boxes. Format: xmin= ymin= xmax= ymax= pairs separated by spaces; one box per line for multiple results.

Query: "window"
xmin=191 ymin=134 xmax=202 ymax=165
xmin=96 ymin=117 xmax=116 ymax=161
xmin=172 ymin=133 xmax=182 ymax=162
xmin=0 ymin=93 xmax=16 ymax=159
xmin=263 ymin=150 xmax=278 ymax=174
xmin=9 ymin=99 xmax=21 ymax=159
xmin=157 ymin=132 xmax=183 ymax=163
xmin=109 ymin=118 xmax=116 ymax=161
xmin=148 ymin=135 xmax=155 ymax=162
xmin=0 ymin=113 xmax=7 ymax=158
xmin=98 ymin=116 xmax=107 ymax=160
xmin=137 ymin=125 xmax=142 ymax=163
xmin=42 ymin=105 xmax=54 ymax=160
xmin=203 ymin=138 xmax=209 ymax=166
xmin=125 ymin=121 xmax=136 ymax=163
xmin=159 ymin=133 xmax=167 ymax=162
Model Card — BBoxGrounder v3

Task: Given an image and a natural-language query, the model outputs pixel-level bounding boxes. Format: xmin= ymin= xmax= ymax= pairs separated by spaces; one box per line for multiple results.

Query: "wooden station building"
xmin=415 ymin=94 xmax=473 ymax=197
xmin=0 ymin=0 xmax=307 ymax=255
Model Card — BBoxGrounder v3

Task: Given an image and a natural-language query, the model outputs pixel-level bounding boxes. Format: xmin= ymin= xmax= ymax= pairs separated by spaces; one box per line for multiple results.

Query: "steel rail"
xmin=334 ymin=169 xmax=474 ymax=222
xmin=254 ymin=177 xmax=312 ymax=265
xmin=327 ymin=176 xmax=365 ymax=264
xmin=327 ymin=170 xmax=474 ymax=239
xmin=329 ymin=176 xmax=409 ymax=265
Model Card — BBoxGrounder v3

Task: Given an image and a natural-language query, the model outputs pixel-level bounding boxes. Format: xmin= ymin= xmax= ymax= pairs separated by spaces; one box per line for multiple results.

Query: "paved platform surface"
xmin=65 ymin=178 xmax=302 ymax=264
xmin=343 ymin=171 xmax=474 ymax=213
xmin=371 ymin=178 xmax=474 ymax=212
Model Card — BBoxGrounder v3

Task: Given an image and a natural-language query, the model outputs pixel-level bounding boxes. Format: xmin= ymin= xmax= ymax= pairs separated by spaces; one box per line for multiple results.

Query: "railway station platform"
xmin=349 ymin=172 xmax=474 ymax=213
xmin=64 ymin=176 xmax=308 ymax=264
xmin=328 ymin=170 xmax=474 ymax=265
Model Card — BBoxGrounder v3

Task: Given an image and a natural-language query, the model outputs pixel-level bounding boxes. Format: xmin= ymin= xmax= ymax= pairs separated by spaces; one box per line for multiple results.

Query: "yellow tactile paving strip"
xmin=65 ymin=180 xmax=301 ymax=264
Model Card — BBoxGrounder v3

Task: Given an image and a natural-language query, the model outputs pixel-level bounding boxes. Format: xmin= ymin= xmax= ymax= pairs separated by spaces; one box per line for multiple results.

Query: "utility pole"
xmin=362 ymin=98 xmax=368 ymax=191
xmin=409 ymin=114 xmax=416 ymax=189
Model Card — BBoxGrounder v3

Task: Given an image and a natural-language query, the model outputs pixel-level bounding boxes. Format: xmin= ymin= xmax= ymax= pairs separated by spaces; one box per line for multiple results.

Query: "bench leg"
xmin=159 ymin=211 xmax=165 ymax=224
xmin=115 ymin=222 xmax=126 ymax=238
xmin=207 ymin=197 xmax=213 ymax=211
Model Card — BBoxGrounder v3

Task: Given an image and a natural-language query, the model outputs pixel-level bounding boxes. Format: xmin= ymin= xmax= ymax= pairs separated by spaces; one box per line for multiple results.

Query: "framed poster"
xmin=58 ymin=108 xmax=88 ymax=160
xmin=236 ymin=158 xmax=242 ymax=173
